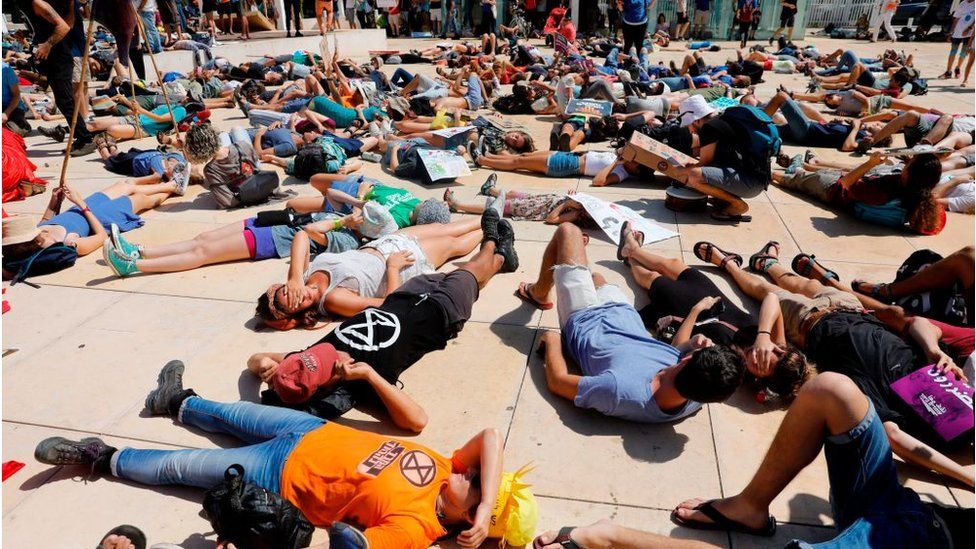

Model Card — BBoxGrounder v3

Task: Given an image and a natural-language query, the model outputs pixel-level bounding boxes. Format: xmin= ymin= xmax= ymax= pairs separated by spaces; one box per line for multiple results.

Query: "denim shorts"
xmin=281 ymin=98 xmax=311 ymax=113
xmin=700 ymin=166 xmax=766 ymax=198
xmin=788 ymin=403 xmax=951 ymax=548
xmin=546 ymin=152 xmax=582 ymax=178
xmin=243 ymin=218 xmax=278 ymax=260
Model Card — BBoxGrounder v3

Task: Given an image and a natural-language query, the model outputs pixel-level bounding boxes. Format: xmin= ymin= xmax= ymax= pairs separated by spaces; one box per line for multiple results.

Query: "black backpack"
xmin=291 ymin=143 xmax=330 ymax=180
xmin=895 ymin=249 xmax=971 ymax=326
xmin=2 ymin=243 xmax=78 ymax=287
xmin=202 ymin=465 xmax=314 ymax=549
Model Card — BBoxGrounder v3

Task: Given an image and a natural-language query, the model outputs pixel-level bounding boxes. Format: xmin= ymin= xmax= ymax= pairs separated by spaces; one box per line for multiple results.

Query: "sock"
xmin=168 ymin=389 xmax=197 ymax=417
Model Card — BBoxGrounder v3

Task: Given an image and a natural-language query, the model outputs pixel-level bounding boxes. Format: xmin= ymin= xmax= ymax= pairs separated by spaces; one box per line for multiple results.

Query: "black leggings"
xmin=737 ymin=21 xmax=750 ymax=47
xmin=284 ymin=0 xmax=303 ymax=31
xmin=621 ymin=21 xmax=647 ymax=53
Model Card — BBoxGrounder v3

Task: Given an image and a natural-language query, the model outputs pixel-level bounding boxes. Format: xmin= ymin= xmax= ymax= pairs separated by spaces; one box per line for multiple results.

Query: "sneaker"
xmin=368 ymin=121 xmax=383 ymax=138
xmin=481 ymin=207 xmax=500 ymax=245
xmin=34 ymin=436 xmax=116 ymax=471
xmin=110 ymin=223 xmax=141 ymax=260
xmin=494 ymin=219 xmax=519 ymax=273
xmin=39 ymin=124 xmax=66 ymax=142
xmin=784 ymin=154 xmax=803 ymax=175
xmin=103 ymin=239 xmax=139 ymax=277
xmin=171 ymin=162 xmax=190 ymax=196
xmin=361 ymin=151 xmax=382 ymax=162
xmin=478 ymin=172 xmax=497 ymax=196
xmin=69 ymin=140 xmax=97 ymax=157
xmin=295 ymin=31 xmax=304 ymax=37
xmin=145 ymin=360 xmax=186 ymax=416
xmin=467 ymin=139 xmax=480 ymax=164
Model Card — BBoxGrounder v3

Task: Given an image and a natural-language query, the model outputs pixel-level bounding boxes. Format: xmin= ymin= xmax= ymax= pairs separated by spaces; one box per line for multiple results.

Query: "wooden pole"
xmin=56 ymin=5 xmax=98 ymax=188
xmin=130 ymin=2 xmax=180 ymax=137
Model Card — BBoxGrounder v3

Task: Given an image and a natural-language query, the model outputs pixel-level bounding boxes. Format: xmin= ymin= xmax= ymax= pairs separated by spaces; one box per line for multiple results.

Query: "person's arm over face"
xmin=451 ymin=427 xmax=504 ymax=549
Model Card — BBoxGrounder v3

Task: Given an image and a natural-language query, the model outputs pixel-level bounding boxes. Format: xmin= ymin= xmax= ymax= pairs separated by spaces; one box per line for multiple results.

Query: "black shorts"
xmin=203 ymin=0 xmax=218 ymax=12
xmin=640 ymin=268 xmax=754 ymax=345
xmin=780 ymin=8 xmax=796 ymax=27
xmin=676 ymin=12 xmax=689 ymax=24
xmin=218 ymin=1 xmax=243 ymax=15
xmin=857 ymin=70 xmax=876 ymax=87
xmin=392 ymin=270 xmax=479 ymax=333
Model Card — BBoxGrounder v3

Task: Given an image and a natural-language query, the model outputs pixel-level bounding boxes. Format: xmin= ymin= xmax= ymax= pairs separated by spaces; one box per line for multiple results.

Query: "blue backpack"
xmin=2 ymin=243 xmax=78 ymax=287
xmin=719 ymin=105 xmax=781 ymax=185
xmin=852 ymin=199 xmax=907 ymax=229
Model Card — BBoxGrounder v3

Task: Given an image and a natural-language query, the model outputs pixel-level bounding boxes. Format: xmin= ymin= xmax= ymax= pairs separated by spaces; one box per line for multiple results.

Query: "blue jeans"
xmin=391 ymin=67 xmax=414 ymax=88
xmin=779 ymin=97 xmax=813 ymax=143
xmin=112 ymin=397 xmax=324 ymax=493
xmin=788 ymin=404 xmax=950 ymax=548
xmin=139 ymin=10 xmax=163 ymax=53
xmin=604 ymin=47 xmax=619 ymax=69
xmin=443 ymin=9 xmax=461 ymax=37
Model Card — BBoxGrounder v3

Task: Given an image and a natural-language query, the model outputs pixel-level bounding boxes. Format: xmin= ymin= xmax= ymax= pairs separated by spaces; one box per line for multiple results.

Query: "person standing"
xmin=480 ymin=0 xmax=496 ymax=34
xmin=443 ymin=0 xmax=461 ymax=36
xmin=769 ymin=0 xmax=797 ymax=44
xmin=133 ymin=0 xmax=163 ymax=52
xmin=429 ymin=0 xmax=441 ymax=34
xmin=283 ymin=0 xmax=303 ymax=36
xmin=735 ymin=0 xmax=756 ymax=48
xmin=18 ymin=0 xmax=95 ymax=155
xmin=674 ymin=0 xmax=689 ymax=40
xmin=618 ymin=0 xmax=651 ymax=53
xmin=692 ymin=0 xmax=709 ymax=39
xmin=871 ymin=0 xmax=899 ymax=42
xmin=940 ymin=0 xmax=974 ymax=79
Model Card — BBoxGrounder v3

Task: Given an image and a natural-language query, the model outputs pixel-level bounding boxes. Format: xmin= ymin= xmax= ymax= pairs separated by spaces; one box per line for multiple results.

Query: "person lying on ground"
xmin=856 ymin=111 xmax=976 ymax=153
xmin=476 ymin=149 xmax=643 ymax=185
xmin=34 ymin=357 xmax=525 ymax=549
xmin=548 ymin=115 xmax=619 ymax=152
xmin=771 ymin=151 xmax=946 ymax=235
xmin=693 ymin=240 xmax=975 ymax=487
xmin=534 ymin=375 xmax=973 ymax=547
xmin=1 ymin=181 xmax=186 ymax=278
xmin=762 ymin=90 xmax=891 ymax=152
xmin=85 ymin=99 xmax=201 ymax=141
xmin=519 ymin=223 xmax=746 ymax=423
xmin=255 ymin=216 xmax=492 ymax=325
xmin=99 ymin=144 xmax=191 ymax=185
xmin=787 ymin=88 xmax=936 ymax=118
xmin=442 ymin=175 xmax=589 ymax=224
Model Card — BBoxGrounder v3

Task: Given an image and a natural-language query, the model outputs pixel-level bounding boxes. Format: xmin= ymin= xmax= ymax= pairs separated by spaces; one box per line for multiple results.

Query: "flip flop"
xmin=616 ymin=222 xmax=644 ymax=266
xmin=693 ymin=241 xmax=743 ymax=270
xmin=791 ymin=253 xmax=839 ymax=283
xmin=516 ymin=282 xmax=554 ymax=310
xmin=534 ymin=526 xmax=582 ymax=549
xmin=748 ymin=241 xmax=780 ymax=273
xmin=670 ymin=500 xmax=777 ymax=537
xmin=711 ymin=211 xmax=753 ymax=223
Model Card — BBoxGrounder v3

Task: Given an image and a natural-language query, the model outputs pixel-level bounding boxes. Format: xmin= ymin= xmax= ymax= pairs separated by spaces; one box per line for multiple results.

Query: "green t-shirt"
xmin=368 ymin=185 xmax=421 ymax=228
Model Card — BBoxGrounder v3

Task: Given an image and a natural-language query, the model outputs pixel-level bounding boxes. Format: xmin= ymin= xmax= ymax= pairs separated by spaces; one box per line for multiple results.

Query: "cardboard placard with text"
xmin=620 ymin=133 xmax=697 ymax=181
xmin=566 ymin=98 xmax=613 ymax=118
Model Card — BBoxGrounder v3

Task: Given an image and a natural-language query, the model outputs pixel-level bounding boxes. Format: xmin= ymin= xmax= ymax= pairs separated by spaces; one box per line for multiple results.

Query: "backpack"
xmin=718 ymin=105 xmax=780 ymax=184
xmin=910 ymin=78 xmax=928 ymax=95
xmin=852 ymin=199 xmax=906 ymax=229
xmin=2 ymin=243 xmax=78 ymax=287
xmin=228 ymin=144 xmax=279 ymax=206
xmin=291 ymin=139 xmax=347 ymax=180
xmin=202 ymin=464 xmax=315 ymax=549
xmin=894 ymin=249 xmax=971 ymax=326
xmin=317 ymin=137 xmax=348 ymax=173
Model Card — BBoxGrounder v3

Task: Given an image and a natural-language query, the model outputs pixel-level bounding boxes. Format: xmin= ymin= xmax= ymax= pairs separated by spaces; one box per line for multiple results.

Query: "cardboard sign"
xmin=569 ymin=193 xmax=678 ymax=245
xmin=620 ymin=133 xmax=697 ymax=181
xmin=890 ymin=365 xmax=974 ymax=442
xmin=883 ymin=145 xmax=954 ymax=158
xmin=566 ymin=98 xmax=613 ymax=118
xmin=417 ymin=149 xmax=471 ymax=181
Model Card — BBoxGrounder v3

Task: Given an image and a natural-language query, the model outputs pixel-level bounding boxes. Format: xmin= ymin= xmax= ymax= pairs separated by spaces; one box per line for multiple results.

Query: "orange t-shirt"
xmin=280 ymin=422 xmax=459 ymax=549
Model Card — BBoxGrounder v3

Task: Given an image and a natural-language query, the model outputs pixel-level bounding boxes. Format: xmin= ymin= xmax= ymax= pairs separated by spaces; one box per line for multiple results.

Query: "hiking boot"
xmin=145 ymin=359 xmax=187 ymax=416
xmin=467 ymin=139 xmax=480 ymax=164
xmin=171 ymin=162 xmax=190 ymax=196
xmin=38 ymin=124 xmax=66 ymax=143
xmin=481 ymin=207 xmax=500 ymax=245
xmin=34 ymin=436 xmax=116 ymax=473
xmin=494 ymin=219 xmax=519 ymax=273
xmin=110 ymin=224 xmax=142 ymax=260
xmin=70 ymin=140 xmax=97 ymax=157
xmin=103 ymin=239 xmax=139 ymax=277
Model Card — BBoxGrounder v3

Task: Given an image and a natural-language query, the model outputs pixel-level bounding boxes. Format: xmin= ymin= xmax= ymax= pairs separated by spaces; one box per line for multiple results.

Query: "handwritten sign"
xmin=569 ymin=193 xmax=678 ymax=245
xmin=417 ymin=149 xmax=471 ymax=182
xmin=891 ymin=365 xmax=974 ymax=442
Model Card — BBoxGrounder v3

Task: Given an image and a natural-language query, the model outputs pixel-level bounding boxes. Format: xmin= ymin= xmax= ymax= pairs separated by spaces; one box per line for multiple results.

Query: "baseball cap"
xmin=678 ymin=95 xmax=717 ymax=127
xmin=271 ymin=342 xmax=340 ymax=404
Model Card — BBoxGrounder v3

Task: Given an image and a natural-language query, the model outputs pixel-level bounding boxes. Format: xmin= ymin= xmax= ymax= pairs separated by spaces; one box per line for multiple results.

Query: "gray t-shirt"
xmin=203 ymin=142 xmax=260 ymax=209
xmin=269 ymin=212 xmax=361 ymax=258
xmin=835 ymin=90 xmax=863 ymax=117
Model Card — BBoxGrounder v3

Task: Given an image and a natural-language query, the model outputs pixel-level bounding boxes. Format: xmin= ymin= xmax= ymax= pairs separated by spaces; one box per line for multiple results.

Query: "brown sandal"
xmin=694 ymin=241 xmax=743 ymax=270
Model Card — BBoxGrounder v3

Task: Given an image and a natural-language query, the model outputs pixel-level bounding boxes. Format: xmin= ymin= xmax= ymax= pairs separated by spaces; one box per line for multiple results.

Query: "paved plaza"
xmin=2 ymin=32 xmax=974 ymax=548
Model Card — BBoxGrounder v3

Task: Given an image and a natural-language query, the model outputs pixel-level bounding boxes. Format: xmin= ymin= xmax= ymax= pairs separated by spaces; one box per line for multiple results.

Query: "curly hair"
xmin=182 ymin=122 xmax=220 ymax=164
xmin=255 ymin=288 xmax=320 ymax=331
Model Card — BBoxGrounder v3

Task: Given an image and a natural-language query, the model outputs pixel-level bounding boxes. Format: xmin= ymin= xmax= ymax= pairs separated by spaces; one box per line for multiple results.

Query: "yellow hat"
xmin=488 ymin=464 xmax=538 ymax=547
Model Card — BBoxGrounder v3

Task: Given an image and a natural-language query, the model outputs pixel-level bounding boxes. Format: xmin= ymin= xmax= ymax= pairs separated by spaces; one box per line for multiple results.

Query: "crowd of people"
xmin=2 ymin=0 xmax=975 ymax=547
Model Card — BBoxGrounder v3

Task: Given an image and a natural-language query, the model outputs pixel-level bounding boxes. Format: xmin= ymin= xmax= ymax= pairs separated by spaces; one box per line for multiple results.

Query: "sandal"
xmin=443 ymin=188 xmax=457 ymax=212
xmin=791 ymin=253 xmax=839 ymax=283
xmin=516 ymin=282 xmax=554 ymax=310
xmin=748 ymin=241 xmax=780 ymax=273
xmin=851 ymin=280 xmax=892 ymax=300
xmin=478 ymin=173 xmax=497 ymax=196
xmin=710 ymin=211 xmax=752 ymax=223
xmin=670 ymin=499 xmax=777 ymax=537
xmin=616 ymin=222 xmax=643 ymax=266
xmin=693 ymin=241 xmax=743 ymax=270
xmin=533 ymin=526 xmax=582 ymax=549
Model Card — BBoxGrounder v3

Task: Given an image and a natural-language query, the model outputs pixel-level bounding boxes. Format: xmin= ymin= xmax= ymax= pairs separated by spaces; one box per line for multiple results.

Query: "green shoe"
xmin=110 ymin=223 xmax=141 ymax=259
xmin=103 ymin=239 xmax=139 ymax=277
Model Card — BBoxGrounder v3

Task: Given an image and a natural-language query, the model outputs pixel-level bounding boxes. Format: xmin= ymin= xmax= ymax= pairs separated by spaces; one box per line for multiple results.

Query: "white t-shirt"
xmin=937 ymin=175 xmax=975 ymax=214
xmin=132 ymin=0 xmax=158 ymax=12
xmin=952 ymin=0 xmax=976 ymax=38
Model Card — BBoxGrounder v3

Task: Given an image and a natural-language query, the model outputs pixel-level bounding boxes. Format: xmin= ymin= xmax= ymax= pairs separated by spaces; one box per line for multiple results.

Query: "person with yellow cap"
xmin=33 ymin=359 xmax=538 ymax=549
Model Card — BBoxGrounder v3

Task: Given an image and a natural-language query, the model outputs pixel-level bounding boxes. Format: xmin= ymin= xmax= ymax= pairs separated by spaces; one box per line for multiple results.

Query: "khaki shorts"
xmin=72 ymin=57 xmax=90 ymax=83
xmin=693 ymin=9 xmax=710 ymax=25
xmin=777 ymin=169 xmax=842 ymax=203
xmin=775 ymin=287 xmax=863 ymax=345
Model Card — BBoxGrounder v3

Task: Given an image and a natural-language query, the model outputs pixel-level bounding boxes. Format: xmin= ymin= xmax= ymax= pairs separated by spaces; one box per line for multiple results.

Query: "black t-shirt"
xmin=18 ymin=0 xmax=75 ymax=44
xmin=699 ymin=118 xmax=742 ymax=170
xmin=805 ymin=311 xmax=964 ymax=448
xmin=639 ymin=268 xmax=755 ymax=346
xmin=261 ymin=291 xmax=452 ymax=418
